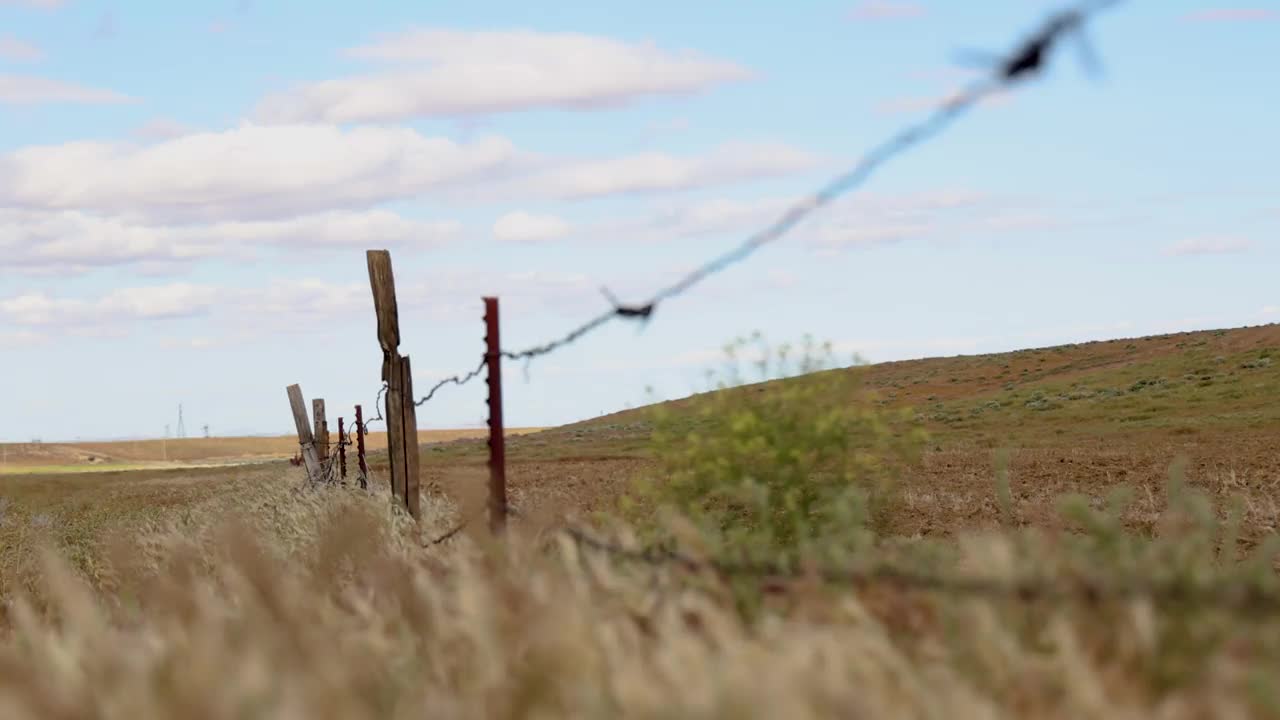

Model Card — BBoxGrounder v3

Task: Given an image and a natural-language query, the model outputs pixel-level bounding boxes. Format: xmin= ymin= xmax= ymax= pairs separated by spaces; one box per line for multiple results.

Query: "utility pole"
xmin=176 ymin=403 xmax=186 ymax=439
xmin=203 ymin=424 xmax=210 ymax=438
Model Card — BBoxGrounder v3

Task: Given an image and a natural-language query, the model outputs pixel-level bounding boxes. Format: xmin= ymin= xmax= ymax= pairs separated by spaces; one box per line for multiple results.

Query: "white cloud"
xmin=590 ymin=196 xmax=791 ymax=244
xmin=254 ymin=29 xmax=751 ymax=124
xmin=534 ymin=188 xmax=1017 ymax=250
xmin=202 ymin=210 xmax=461 ymax=249
xmin=0 ymin=330 xmax=45 ymax=349
xmin=0 ymin=124 xmax=518 ymax=222
xmin=492 ymin=211 xmax=571 ymax=243
xmin=131 ymin=117 xmax=195 ymax=141
xmin=0 ymin=74 xmax=132 ymax=104
xmin=0 ymin=208 xmax=461 ymax=275
xmin=1 ymin=128 xmax=812 ymax=272
xmin=0 ymin=283 xmax=222 ymax=326
xmin=0 ymin=35 xmax=44 ymax=62
xmin=848 ymin=1 xmax=926 ymax=20
xmin=507 ymin=142 xmax=817 ymax=201
xmin=1163 ymin=236 xmax=1254 ymax=256
xmin=0 ymin=209 xmax=222 ymax=273
xmin=0 ymin=0 xmax=65 ymax=7
xmin=1263 ymin=305 xmax=1278 ymax=315
xmin=1181 ymin=8 xmax=1276 ymax=22
xmin=0 ymin=270 xmax=607 ymax=336
xmin=99 ymin=284 xmax=224 ymax=319
xmin=809 ymin=190 xmax=1064 ymax=250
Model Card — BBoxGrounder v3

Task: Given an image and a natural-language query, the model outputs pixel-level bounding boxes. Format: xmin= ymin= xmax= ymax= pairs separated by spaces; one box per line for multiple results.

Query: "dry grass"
xmin=0 ymin=468 xmax=1278 ymax=718
xmin=0 ymin=429 xmax=543 ymax=469
xmin=1 ymin=324 xmax=1277 ymax=716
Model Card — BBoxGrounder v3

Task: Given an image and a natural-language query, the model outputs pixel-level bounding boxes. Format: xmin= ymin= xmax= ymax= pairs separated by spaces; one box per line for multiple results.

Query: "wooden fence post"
xmin=313 ymin=398 xmax=329 ymax=461
xmin=286 ymin=384 xmax=323 ymax=483
xmin=401 ymin=356 xmax=421 ymax=520
xmin=385 ymin=354 xmax=407 ymax=503
xmin=367 ymin=249 xmax=421 ymax=520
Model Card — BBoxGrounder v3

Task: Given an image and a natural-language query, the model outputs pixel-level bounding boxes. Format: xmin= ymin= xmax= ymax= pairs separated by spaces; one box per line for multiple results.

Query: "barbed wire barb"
xmin=562 ymin=525 xmax=1280 ymax=615
xmin=490 ymin=0 xmax=1122 ymax=371
xmin=344 ymin=0 xmax=1123 ymax=412
xmin=413 ymin=357 xmax=487 ymax=407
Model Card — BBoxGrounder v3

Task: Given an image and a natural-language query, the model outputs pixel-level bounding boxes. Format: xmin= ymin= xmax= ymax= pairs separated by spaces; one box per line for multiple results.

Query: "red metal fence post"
xmin=484 ymin=297 xmax=507 ymax=536
xmin=338 ymin=417 xmax=347 ymax=481
xmin=355 ymin=404 xmax=368 ymax=490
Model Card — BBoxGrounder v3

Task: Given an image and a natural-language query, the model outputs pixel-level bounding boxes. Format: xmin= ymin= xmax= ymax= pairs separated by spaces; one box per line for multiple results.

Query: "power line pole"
xmin=203 ymin=424 xmax=210 ymax=438
xmin=176 ymin=403 xmax=186 ymax=439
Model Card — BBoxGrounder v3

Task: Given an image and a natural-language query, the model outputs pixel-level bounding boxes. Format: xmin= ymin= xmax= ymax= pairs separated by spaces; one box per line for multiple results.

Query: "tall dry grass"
xmin=0 ymin=469 xmax=1277 ymax=719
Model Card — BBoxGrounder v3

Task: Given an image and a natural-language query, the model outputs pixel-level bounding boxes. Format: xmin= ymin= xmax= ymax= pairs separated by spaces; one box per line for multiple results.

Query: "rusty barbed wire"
xmin=493 ymin=0 xmax=1123 ymax=368
xmin=347 ymin=384 xmax=389 ymax=440
xmin=413 ymin=357 xmax=487 ymax=407
xmin=425 ymin=503 xmax=525 ymax=546
xmin=341 ymin=0 xmax=1123 ymax=409
xmin=348 ymin=360 xmax=488 ymax=443
xmin=426 ymin=517 xmax=473 ymax=546
xmin=561 ymin=525 xmax=1280 ymax=614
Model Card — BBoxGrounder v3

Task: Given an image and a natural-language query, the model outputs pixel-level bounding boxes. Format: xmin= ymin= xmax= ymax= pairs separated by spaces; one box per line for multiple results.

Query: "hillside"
xmin=416 ymin=322 xmax=1280 ymax=538
xmin=2 ymin=322 xmax=1278 ymax=720
xmin=6 ymin=323 xmax=1278 ymax=539
xmin=570 ymin=322 xmax=1280 ymax=445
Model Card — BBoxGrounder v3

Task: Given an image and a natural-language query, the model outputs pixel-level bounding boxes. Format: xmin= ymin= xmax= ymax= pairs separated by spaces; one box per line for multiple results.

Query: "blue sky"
xmin=1 ymin=0 xmax=1276 ymax=442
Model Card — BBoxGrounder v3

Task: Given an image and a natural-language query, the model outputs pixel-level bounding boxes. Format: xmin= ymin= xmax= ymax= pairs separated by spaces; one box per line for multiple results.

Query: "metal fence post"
xmin=355 ymin=404 xmax=368 ymax=489
xmin=484 ymin=296 xmax=507 ymax=536
xmin=338 ymin=417 xmax=347 ymax=481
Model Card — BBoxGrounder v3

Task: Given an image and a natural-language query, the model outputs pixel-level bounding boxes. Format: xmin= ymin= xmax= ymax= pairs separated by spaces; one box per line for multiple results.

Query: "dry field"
xmin=420 ymin=323 xmax=1280 ymax=542
xmin=1 ymin=322 xmax=1278 ymax=717
xmin=0 ymin=428 xmax=543 ymax=473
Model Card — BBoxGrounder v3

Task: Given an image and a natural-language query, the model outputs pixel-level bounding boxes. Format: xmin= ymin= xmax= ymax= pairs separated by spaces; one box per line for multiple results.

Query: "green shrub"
xmin=626 ymin=333 xmax=927 ymax=567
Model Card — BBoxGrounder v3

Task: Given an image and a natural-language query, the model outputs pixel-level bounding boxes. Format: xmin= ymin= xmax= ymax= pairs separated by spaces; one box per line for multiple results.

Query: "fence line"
xmin=338 ymin=0 xmax=1126 ymax=448
xmin=557 ymin=526 xmax=1280 ymax=614
xmin=280 ymin=0 xmax=1280 ymax=615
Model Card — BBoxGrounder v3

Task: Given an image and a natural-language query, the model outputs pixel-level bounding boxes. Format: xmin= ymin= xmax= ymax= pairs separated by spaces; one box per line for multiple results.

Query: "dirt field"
xmin=0 ymin=428 xmax=543 ymax=471
xmin=413 ymin=323 xmax=1280 ymax=541
xmin=2 ymin=323 xmax=1277 ymax=717
xmin=4 ymin=322 xmax=1278 ymax=553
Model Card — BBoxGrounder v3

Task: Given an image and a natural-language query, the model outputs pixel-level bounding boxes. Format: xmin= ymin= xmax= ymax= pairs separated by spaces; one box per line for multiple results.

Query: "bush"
xmin=625 ymin=333 xmax=927 ymax=568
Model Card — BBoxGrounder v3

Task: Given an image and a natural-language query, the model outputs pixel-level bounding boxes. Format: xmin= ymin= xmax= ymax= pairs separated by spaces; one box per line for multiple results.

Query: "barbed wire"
xmin=492 ymin=0 xmax=1123 ymax=367
xmin=424 ymin=503 xmax=527 ymax=546
xmin=333 ymin=0 xmax=1122 ymax=413
xmin=340 ymin=1 xmax=1141 ymax=571
xmin=561 ymin=525 xmax=1280 ymax=614
xmin=413 ymin=357 xmax=487 ymax=407
xmin=298 ymin=0 xmax=1278 ymax=618
xmin=414 ymin=510 xmax=1280 ymax=613
xmin=347 ymin=358 xmax=486 ymax=443
xmin=426 ymin=517 xmax=474 ymax=546
xmin=347 ymin=383 xmax=389 ymax=441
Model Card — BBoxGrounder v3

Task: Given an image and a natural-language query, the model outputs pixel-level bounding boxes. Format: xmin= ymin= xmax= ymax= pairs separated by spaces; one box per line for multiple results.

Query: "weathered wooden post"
xmin=400 ymin=355 xmax=421 ymax=519
xmin=367 ymin=249 xmax=421 ymax=519
xmin=286 ymin=384 xmax=323 ymax=483
xmin=313 ymin=398 xmax=329 ymax=461
xmin=484 ymin=297 xmax=508 ymax=536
